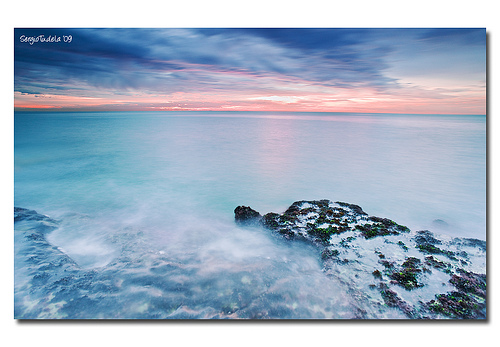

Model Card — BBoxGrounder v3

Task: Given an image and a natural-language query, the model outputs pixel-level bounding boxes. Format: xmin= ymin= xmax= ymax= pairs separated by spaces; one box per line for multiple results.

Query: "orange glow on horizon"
xmin=14 ymin=88 xmax=486 ymax=115
xmin=14 ymin=29 xmax=486 ymax=116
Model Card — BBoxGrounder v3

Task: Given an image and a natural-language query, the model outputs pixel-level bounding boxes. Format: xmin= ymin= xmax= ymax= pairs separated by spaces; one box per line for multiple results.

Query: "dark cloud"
xmin=192 ymin=28 xmax=397 ymax=85
xmin=418 ymin=28 xmax=486 ymax=46
xmin=14 ymin=28 xmax=484 ymax=100
xmin=197 ymin=28 xmax=364 ymax=51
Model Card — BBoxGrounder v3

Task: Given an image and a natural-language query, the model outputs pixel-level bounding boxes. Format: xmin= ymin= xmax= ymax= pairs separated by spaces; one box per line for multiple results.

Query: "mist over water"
xmin=14 ymin=111 xmax=486 ymax=318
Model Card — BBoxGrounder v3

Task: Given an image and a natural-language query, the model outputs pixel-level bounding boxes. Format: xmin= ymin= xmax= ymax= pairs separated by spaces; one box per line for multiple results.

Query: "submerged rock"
xmin=432 ymin=219 xmax=449 ymax=229
xmin=15 ymin=207 xmax=58 ymax=226
xmin=235 ymin=199 xmax=487 ymax=319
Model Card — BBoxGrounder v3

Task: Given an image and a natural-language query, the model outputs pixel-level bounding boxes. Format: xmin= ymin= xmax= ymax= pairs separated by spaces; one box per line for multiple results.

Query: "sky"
xmin=14 ymin=28 xmax=486 ymax=114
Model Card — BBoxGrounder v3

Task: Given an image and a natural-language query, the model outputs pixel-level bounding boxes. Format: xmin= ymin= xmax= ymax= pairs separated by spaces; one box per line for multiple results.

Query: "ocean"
xmin=14 ymin=111 xmax=487 ymax=319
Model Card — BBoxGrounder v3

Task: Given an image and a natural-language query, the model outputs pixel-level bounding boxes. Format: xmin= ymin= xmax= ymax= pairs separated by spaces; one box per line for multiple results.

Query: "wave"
xmin=14 ymin=201 xmax=486 ymax=319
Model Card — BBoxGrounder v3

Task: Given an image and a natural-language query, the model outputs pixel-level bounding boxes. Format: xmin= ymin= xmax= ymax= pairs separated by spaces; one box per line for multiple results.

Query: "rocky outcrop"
xmin=15 ymin=203 xmax=486 ymax=320
xmin=235 ymin=199 xmax=487 ymax=319
xmin=234 ymin=206 xmax=262 ymax=226
xmin=236 ymin=199 xmax=410 ymax=243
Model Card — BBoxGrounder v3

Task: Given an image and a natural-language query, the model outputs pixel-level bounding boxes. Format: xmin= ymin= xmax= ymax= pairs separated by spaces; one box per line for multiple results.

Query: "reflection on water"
xmin=14 ymin=111 xmax=486 ymax=318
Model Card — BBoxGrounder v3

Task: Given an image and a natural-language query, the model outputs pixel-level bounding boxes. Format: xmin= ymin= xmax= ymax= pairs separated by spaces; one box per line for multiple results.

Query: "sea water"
xmin=14 ymin=111 xmax=486 ymax=319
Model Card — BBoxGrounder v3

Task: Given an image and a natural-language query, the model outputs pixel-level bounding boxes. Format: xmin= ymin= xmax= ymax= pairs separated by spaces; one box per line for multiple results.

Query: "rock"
xmin=388 ymin=257 xmax=423 ymax=290
xmin=243 ymin=199 xmax=410 ymax=244
xmin=414 ymin=230 xmax=457 ymax=260
xmin=15 ymin=207 xmax=59 ymax=233
xmin=15 ymin=207 xmax=56 ymax=223
xmin=234 ymin=199 xmax=487 ymax=319
xmin=424 ymin=255 xmax=452 ymax=272
xmin=450 ymin=269 xmax=486 ymax=297
xmin=426 ymin=291 xmax=485 ymax=319
xmin=414 ymin=230 xmax=442 ymax=245
xmin=432 ymin=219 xmax=449 ymax=229
xmin=452 ymin=237 xmax=486 ymax=252
xmin=425 ymin=270 xmax=486 ymax=320
xmin=234 ymin=206 xmax=262 ymax=226
xmin=379 ymin=284 xmax=417 ymax=318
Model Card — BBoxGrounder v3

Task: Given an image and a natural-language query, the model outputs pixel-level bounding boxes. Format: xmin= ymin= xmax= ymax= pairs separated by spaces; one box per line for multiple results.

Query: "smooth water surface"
xmin=15 ymin=111 xmax=486 ymax=237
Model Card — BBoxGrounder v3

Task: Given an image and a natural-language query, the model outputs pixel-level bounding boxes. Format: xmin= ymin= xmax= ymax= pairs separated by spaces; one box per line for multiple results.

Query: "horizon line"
xmin=13 ymin=108 xmax=486 ymax=117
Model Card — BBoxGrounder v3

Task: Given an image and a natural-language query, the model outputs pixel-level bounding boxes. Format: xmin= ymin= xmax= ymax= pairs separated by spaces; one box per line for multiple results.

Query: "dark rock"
xmin=413 ymin=230 xmax=457 ymax=260
xmin=283 ymin=201 xmax=303 ymax=215
xmin=424 ymin=269 xmax=486 ymax=319
xmin=356 ymin=222 xmax=399 ymax=239
xmin=372 ymin=269 xmax=383 ymax=279
xmin=424 ymin=256 xmax=451 ymax=271
xmin=234 ymin=206 xmax=262 ymax=226
xmin=426 ymin=291 xmax=486 ymax=319
xmin=416 ymin=243 xmax=457 ymax=260
xmin=336 ymin=201 xmax=367 ymax=216
xmin=450 ymin=269 xmax=486 ymax=297
xmin=388 ymin=257 xmax=423 ymax=290
xmin=308 ymin=225 xmax=341 ymax=244
xmin=233 ymin=199 xmax=486 ymax=319
xmin=261 ymin=212 xmax=281 ymax=229
xmin=247 ymin=199 xmax=411 ymax=245
xmin=452 ymin=237 xmax=486 ymax=252
xmin=379 ymin=285 xmax=418 ymax=318
xmin=321 ymin=248 xmax=340 ymax=260
xmin=414 ymin=230 xmax=442 ymax=245
xmin=15 ymin=207 xmax=56 ymax=223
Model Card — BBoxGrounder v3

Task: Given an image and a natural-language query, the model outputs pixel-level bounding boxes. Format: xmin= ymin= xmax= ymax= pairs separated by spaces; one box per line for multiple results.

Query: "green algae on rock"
xmin=235 ymin=199 xmax=487 ymax=319
xmin=425 ymin=269 xmax=486 ymax=319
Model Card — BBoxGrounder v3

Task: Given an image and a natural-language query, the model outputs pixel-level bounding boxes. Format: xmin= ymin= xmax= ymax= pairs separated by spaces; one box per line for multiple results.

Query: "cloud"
xmin=14 ymin=28 xmax=399 ymax=95
xmin=14 ymin=28 xmax=486 ymax=114
xmin=418 ymin=28 xmax=486 ymax=46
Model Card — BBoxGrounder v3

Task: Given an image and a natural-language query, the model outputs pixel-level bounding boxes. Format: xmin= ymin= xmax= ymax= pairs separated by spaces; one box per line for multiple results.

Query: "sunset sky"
xmin=14 ymin=28 xmax=486 ymax=114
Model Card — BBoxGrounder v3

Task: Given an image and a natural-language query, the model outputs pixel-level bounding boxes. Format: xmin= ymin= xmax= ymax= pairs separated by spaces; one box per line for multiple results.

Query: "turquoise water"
xmin=15 ymin=111 xmax=486 ymax=237
xmin=14 ymin=111 xmax=487 ymax=319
